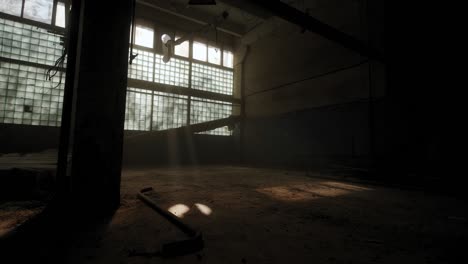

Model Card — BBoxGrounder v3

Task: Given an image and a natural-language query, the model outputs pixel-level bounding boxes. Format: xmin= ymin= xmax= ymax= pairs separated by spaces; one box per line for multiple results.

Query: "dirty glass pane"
xmin=135 ymin=25 xmax=154 ymax=48
xmin=152 ymin=91 xmax=187 ymax=131
xmin=190 ymin=97 xmax=231 ymax=124
xmin=127 ymin=49 xmax=154 ymax=82
xmin=154 ymin=54 xmax=189 ymax=87
xmin=190 ymin=97 xmax=232 ymax=136
xmin=223 ymin=50 xmax=233 ymax=68
xmin=208 ymin=45 xmax=221 ymax=65
xmin=124 ymin=88 xmax=152 ymax=131
xmin=23 ymin=0 xmax=54 ymax=24
xmin=174 ymin=36 xmax=189 ymax=58
xmin=0 ymin=0 xmax=23 ymax=16
xmin=0 ymin=18 xmax=65 ymax=66
xmin=0 ymin=61 xmax=64 ymax=126
xmin=55 ymin=1 xmax=65 ymax=28
xmin=200 ymin=126 xmax=231 ymax=136
xmin=191 ymin=62 xmax=233 ymax=95
xmin=193 ymin=41 xmax=206 ymax=62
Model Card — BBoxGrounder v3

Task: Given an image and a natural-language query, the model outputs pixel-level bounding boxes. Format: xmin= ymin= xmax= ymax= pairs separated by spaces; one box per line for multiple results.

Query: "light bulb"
xmin=161 ymin=34 xmax=172 ymax=44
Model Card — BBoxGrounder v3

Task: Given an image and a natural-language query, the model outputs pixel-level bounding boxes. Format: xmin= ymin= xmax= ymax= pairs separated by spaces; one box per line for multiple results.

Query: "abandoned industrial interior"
xmin=0 ymin=0 xmax=465 ymax=263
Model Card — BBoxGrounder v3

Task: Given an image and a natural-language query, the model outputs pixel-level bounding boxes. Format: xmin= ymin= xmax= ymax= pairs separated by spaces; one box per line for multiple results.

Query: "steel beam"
xmin=125 ymin=116 xmax=240 ymax=140
xmin=127 ymin=79 xmax=240 ymax=104
xmin=246 ymin=0 xmax=384 ymax=62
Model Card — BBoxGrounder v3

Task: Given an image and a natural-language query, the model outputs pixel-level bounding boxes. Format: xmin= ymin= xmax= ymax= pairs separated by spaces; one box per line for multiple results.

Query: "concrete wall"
xmin=0 ymin=124 xmax=61 ymax=154
xmin=243 ymin=100 xmax=384 ymax=168
xmin=240 ymin=0 xmax=385 ymax=168
xmin=123 ymin=129 xmax=238 ymax=166
xmin=0 ymin=124 xmax=238 ymax=166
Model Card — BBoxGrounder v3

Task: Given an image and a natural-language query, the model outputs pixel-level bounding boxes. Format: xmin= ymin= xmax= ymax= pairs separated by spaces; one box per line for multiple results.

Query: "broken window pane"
xmin=23 ymin=0 xmax=54 ymax=24
xmin=193 ymin=41 xmax=207 ymax=62
xmin=223 ymin=50 xmax=233 ymax=68
xmin=55 ymin=2 xmax=65 ymax=28
xmin=0 ymin=0 xmax=22 ymax=16
xmin=208 ymin=45 xmax=221 ymax=65
xmin=135 ymin=25 xmax=154 ymax=48
xmin=174 ymin=36 xmax=189 ymax=58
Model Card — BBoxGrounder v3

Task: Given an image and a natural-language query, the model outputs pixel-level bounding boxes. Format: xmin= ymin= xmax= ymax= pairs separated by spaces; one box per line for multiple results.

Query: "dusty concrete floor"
xmin=0 ymin=200 xmax=45 ymax=236
xmin=61 ymin=166 xmax=468 ymax=264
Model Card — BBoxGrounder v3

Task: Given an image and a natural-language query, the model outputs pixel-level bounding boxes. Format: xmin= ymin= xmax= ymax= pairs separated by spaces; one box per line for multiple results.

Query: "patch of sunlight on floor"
xmin=168 ymin=204 xmax=190 ymax=218
xmin=167 ymin=203 xmax=213 ymax=218
xmin=195 ymin=203 xmax=212 ymax=216
xmin=256 ymin=181 xmax=372 ymax=201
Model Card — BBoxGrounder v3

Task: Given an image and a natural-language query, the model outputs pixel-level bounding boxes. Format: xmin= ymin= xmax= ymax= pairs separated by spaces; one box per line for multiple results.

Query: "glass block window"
xmin=124 ymin=87 xmax=152 ymax=131
xmin=0 ymin=0 xmax=23 ymax=16
xmin=200 ymin=126 xmax=232 ymax=136
xmin=191 ymin=97 xmax=232 ymax=136
xmin=0 ymin=18 xmax=64 ymax=66
xmin=23 ymin=0 xmax=54 ymax=24
xmin=0 ymin=16 xmax=236 ymax=136
xmin=154 ymin=54 xmax=189 ymax=87
xmin=191 ymin=63 xmax=233 ymax=95
xmin=128 ymin=49 xmax=154 ymax=82
xmin=0 ymin=61 xmax=64 ymax=126
xmin=190 ymin=97 xmax=232 ymax=124
xmin=152 ymin=91 xmax=187 ymax=131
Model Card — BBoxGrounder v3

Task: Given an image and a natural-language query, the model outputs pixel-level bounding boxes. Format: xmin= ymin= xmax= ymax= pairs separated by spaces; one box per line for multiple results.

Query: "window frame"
xmin=126 ymin=24 xmax=236 ymax=134
xmin=0 ymin=13 xmax=237 ymax=135
xmin=0 ymin=0 xmax=66 ymax=29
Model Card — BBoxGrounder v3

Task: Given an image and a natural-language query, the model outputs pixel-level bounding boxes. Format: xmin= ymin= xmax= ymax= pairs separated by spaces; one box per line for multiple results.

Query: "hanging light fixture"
xmin=188 ymin=0 xmax=216 ymax=5
xmin=161 ymin=34 xmax=173 ymax=63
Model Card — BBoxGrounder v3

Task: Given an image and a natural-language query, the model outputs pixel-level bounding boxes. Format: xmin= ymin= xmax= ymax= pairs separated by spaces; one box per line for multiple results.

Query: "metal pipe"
xmin=136 ymin=187 xmax=204 ymax=257
xmin=56 ymin=0 xmax=81 ymax=194
xmin=129 ymin=0 xmax=137 ymax=64
xmin=138 ymin=187 xmax=197 ymax=237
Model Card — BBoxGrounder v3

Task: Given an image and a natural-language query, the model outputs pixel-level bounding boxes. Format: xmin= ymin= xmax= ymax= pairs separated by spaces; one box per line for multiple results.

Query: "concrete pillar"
xmin=66 ymin=0 xmax=132 ymax=213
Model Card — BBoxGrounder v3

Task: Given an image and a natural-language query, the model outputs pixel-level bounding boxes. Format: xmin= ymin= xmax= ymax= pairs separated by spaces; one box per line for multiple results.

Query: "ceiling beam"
xmin=137 ymin=0 xmax=245 ymax=37
xmin=245 ymin=0 xmax=385 ymax=62
xmin=218 ymin=0 xmax=272 ymax=20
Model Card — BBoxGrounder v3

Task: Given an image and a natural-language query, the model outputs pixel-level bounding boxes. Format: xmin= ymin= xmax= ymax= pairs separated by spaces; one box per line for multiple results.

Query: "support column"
xmin=66 ymin=0 xmax=132 ymax=214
